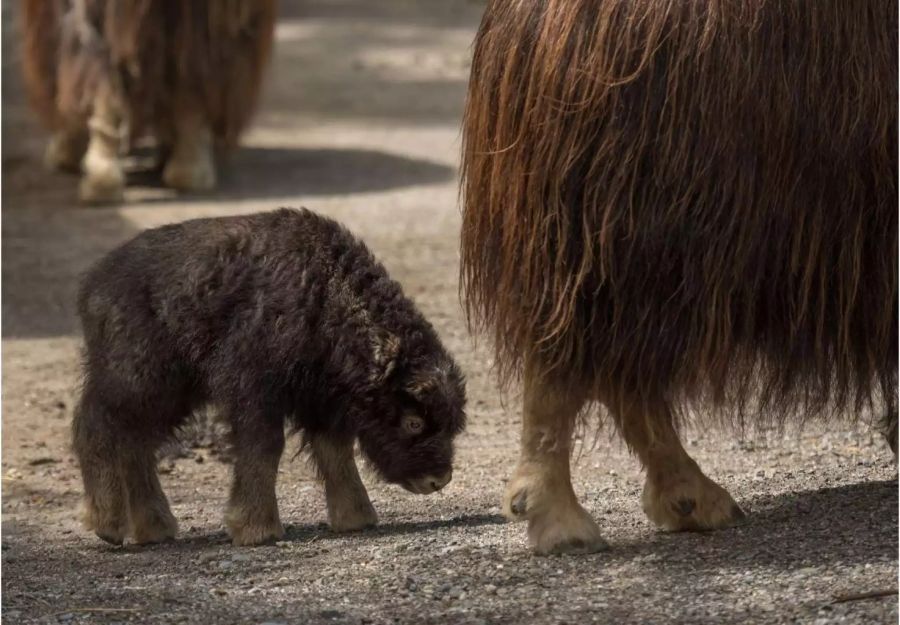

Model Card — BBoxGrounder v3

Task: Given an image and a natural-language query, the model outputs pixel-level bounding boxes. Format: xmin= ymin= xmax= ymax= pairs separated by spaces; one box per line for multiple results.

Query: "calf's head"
xmin=356 ymin=332 xmax=466 ymax=494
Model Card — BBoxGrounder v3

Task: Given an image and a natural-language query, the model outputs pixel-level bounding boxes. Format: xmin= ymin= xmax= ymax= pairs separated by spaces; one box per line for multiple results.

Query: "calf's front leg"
xmin=311 ymin=436 xmax=377 ymax=532
xmin=225 ymin=417 xmax=285 ymax=546
xmin=503 ymin=364 xmax=608 ymax=555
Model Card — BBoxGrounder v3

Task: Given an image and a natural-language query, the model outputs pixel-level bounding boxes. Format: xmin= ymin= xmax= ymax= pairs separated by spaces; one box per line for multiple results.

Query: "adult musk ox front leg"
xmin=608 ymin=394 xmax=745 ymax=531
xmin=225 ymin=415 xmax=285 ymax=546
xmin=503 ymin=364 xmax=608 ymax=555
xmin=311 ymin=437 xmax=378 ymax=532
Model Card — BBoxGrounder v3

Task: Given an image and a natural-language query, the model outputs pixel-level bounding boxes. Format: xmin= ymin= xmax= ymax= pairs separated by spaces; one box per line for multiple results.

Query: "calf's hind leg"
xmin=120 ymin=444 xmax=178 ymax=544
xmin=225 ymin=416 xmax=285 ymax=546
xmin=72 ymin=392 xmax=127 ymax=545
xmin=503 ymin=364 xmax=608 ymax=555
xmin=610 ymin=395 xmax=745 ymax=531
xmin=311 ymin=436 xmax=377 ymax=532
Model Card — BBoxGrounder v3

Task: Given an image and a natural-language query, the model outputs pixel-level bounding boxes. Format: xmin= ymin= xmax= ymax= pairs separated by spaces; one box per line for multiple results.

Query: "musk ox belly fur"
xmin=20 ymin=0 xmax=276 ymax=202
xmin=73 ymin=208 xmax=466 ymax=546
xmin=461 ymin=0 xmax=898 ymax=426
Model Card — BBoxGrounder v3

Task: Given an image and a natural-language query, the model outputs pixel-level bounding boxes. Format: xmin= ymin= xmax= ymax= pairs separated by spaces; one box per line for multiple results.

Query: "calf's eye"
xmin=401 ymin=414 xmax=425 ymax=435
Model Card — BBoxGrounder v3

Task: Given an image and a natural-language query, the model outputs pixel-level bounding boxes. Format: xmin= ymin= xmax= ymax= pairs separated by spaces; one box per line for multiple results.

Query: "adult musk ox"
xmin=21 ymin=0 xmax=276 ymax=204
xmin=461 ymin=0 xmax=897 ymax=554
xmin=74 ymin=208 xmax=466 ymax=545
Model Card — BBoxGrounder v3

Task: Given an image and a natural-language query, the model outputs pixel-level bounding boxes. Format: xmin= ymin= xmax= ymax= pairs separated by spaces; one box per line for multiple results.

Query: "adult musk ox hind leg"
xmin=606 ymin=393 xmax=745 ymax=532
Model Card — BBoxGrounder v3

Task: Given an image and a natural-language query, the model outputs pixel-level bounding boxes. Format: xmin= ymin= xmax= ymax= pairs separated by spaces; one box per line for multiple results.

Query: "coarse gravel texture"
xmin=2 ymin=1 xmax=898 ymax=624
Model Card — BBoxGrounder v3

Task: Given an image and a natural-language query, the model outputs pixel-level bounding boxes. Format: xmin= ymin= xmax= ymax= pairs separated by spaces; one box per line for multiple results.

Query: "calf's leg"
xmin=503 ymin=364 xmax=608 ymax=554
xmin=225 ymin=416 xmax=285 ymax=546
xmin=310 ymin=436 xmax=377 ymax=532
xmin=121 ymin=444 xmax=178 ymax=544
xmin=72 ymin=392 xmax=127 ymax=545
xmin=611 ymin=395 xmax=745 ymax=531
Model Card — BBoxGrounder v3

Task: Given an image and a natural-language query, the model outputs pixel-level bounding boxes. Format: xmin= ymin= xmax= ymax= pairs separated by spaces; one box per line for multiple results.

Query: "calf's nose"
xmin=430 ymin=470 xmax=452 ymax=492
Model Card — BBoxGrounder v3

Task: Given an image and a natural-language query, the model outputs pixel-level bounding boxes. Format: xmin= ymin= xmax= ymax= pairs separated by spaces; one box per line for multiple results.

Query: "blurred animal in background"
xmin=461 ymin=0 xmax=897 ymax=554
xmin=74 ymin=208 xmax=466 ymax=546
xmin=21 ymin=0 xmax=276 ymax=204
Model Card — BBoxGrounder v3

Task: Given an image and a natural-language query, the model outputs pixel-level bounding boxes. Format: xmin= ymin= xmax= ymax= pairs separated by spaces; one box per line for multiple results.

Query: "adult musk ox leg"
xmin=225 ymin=415 xmax=285 ymax=546
xmin=503 ymin=364 xmax=608 ymax=555
xmin=162 ymin=108 xmax=216 ymax=192
xmin=79 ymin=80 xmax=125 ymax=204
xmin=611 ymin=396 xmax=745 ymax=532
xmin=311 ymin=437 xmax=378 ymax=532
xmin=72 ymin=389 xmax=127 ymax=545
xmin=120 ymin=445 xmax=178 ymax=544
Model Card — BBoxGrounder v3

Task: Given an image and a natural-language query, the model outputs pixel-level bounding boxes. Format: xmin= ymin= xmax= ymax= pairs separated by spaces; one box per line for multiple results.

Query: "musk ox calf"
xmin=461 ymin=0 xmax=897 ymax=554
xmin=21 ymin=0 xmax=275 ymax=204
xmin=74 ymin=208 xmax=466 ymax=546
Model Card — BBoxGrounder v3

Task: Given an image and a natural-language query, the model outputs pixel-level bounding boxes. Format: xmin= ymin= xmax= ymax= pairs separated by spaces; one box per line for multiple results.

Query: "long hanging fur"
xmin=461 ymin=0 xmax=897 ymax=427
xmin=20 ymin=0 xmax=276 ymax=145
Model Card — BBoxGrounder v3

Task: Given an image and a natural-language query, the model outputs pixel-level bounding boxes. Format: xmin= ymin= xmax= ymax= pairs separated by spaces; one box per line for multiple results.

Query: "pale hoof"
xmin=642 ymin=468 xmax=745 ymax=532
xmin=503 ymin=474 xmax=609 ymax=555
xmin=82 ymin=498 xmax=127 ymax=546
xmin=225 ymin=506 xmax=284 ymax=546
xmin=162 ymin=155 xmax=216 ymax=192
xmin=79 ymin=166 xmax=125 ymax=205
xmin=328 ymin=499 xmax=378 ymax=533
xmin=527 ymin=504 xmax=609 ymax=555
xmin=129 ymin=508 xmax=178 ymax=545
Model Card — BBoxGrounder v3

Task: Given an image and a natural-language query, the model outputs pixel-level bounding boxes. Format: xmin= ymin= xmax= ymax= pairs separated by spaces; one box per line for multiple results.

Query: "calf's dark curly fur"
xmin=74 ymin=208 xmax=466 ymax=546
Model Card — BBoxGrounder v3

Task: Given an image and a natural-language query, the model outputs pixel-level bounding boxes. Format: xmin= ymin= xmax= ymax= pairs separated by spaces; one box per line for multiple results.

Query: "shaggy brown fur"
xmin=462 ymin=0 xmax=897 ymax=426
xmin=21 ymin=0 xmax=276 ymax=201
xmin=461 ymin=0 xmax=897 ymax=554
xmin=21 ymin=0 xmax=275 ymax=146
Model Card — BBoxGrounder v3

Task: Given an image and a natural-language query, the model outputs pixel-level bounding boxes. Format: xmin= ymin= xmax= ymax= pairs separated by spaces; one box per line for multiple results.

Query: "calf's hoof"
xmin=642 ymin=467 xmax=745 ymax=532
xmin=328 ymin=498 xmax=378 ymax=533
xmin=226 ymin=506 xmax=284 ymax=546
xmin=130 ymin=507 xmax=178 ymax=545
xmin=82 ymin=499 xmax=127 ymax=546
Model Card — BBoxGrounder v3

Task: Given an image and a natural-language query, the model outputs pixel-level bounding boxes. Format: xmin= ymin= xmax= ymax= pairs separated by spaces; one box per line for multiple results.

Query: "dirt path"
xmin=2 ymin=2 xmax=897 ymax=623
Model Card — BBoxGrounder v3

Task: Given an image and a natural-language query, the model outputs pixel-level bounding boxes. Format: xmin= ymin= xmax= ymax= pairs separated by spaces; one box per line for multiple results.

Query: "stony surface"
xmin=2 ymin=1 xmax=897 ymax=623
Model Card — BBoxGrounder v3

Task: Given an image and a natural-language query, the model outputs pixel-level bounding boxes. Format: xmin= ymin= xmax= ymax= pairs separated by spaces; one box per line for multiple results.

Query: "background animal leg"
xmin=79 ymin=80 xmax=124 ymax=204
xmin=162 ymin=107 xmax=216 ymax=192
xmin=44 ymin=124 xmax=88 ymax=173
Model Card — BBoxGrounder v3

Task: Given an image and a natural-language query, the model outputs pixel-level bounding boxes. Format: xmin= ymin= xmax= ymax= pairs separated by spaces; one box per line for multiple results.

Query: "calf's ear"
xmin=371 ymin=331 xmax=401 ymax=383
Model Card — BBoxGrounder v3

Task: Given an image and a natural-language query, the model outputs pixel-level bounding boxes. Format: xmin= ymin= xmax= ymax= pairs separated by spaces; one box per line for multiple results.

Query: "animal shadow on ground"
xmin=125 ymin=145 xmax=455 ymax=203
xmin=607 ymin=479 xmax=898 ymax=573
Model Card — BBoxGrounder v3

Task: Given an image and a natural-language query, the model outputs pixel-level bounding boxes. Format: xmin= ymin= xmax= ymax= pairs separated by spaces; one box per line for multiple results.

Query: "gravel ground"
xmin=2 ymin=1 xmax=898 ymax=624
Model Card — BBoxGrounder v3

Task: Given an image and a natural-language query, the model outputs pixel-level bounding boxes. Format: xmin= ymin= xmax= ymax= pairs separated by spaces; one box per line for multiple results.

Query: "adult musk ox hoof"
xmin=503 ymin=476 xmax=609 ymax=555
xmin=642 ymin=469 xmax=745 ymax=532
xmin=527 ymin=504 xmax=609 ymax=555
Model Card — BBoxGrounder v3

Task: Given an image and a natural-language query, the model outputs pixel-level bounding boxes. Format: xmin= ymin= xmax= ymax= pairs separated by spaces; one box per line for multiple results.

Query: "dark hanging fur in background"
xmin=74 ymin=208 xmax=466 ymax=546
xmin=461 ymin=0 xmax=897 ymax=554
xmin=20 ymin=0 xmax=276 ymax=202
